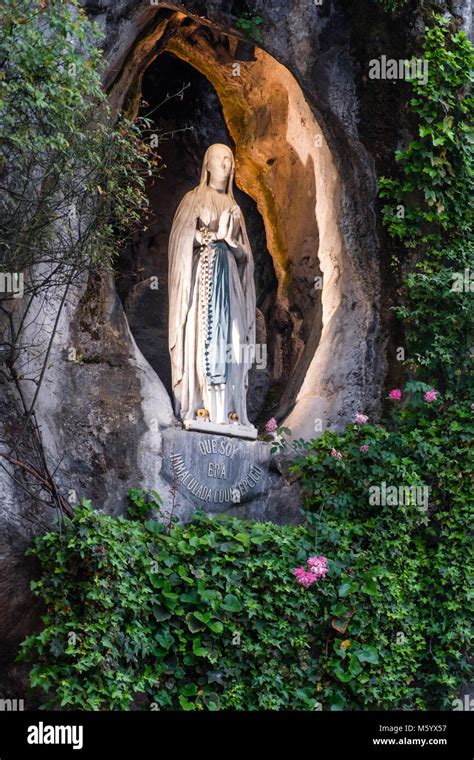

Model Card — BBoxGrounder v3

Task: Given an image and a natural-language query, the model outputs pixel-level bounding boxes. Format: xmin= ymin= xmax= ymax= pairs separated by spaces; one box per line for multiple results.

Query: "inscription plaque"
xmin=161 ymin=429 xmax=271 ymax=512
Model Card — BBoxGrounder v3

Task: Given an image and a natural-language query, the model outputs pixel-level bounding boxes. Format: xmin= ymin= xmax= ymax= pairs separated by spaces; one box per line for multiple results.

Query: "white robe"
xmin=168 ymin=164 xmax=256 ymax=426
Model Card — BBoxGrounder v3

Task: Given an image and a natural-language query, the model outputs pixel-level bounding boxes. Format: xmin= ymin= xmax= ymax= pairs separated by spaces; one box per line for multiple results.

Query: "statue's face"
xmin=206 ymin=146 xmax=233 ymax=184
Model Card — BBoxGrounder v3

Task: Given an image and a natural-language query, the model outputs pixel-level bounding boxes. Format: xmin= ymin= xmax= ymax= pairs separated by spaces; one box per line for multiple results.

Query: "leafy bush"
xmin=379 ymin=17 xmax=473 ymax=246
xmin=290 ymin=391 xmax=473 ymax=709
xmin=0 ymin=0 xmax=157 ymax=278
xmin=19 ymin=504 xmax=330 ymax=710
xmin=127 ymin=488 xmax=163 ymax=522
xmin=379 ymin=16 xmax=474 ymax=390
xmin=19 ymin=389 xmax=472 ymax=711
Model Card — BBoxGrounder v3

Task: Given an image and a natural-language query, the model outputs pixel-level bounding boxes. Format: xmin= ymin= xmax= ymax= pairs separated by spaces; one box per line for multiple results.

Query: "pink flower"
xmin=330 ymin=448 xmax=342 ymax=460
xmin=360 ymin=444 xmax=369 ymax=453
xmin=292 ymin=567 xmax=318 ymax=587
xmin=424 ymin=389 xmax=438 ymax=403
xmin=293 ymin=556 xmax=330 ymax=586
xmin=307 ymin=556 xmax=329 ymax=579
xmin=265 ymin=417 xmax=278 ymax=433
xmin=389 ymin=389 xmax=402 ymax=400
xmin=354 ymin=413 xmax=369 ymax=425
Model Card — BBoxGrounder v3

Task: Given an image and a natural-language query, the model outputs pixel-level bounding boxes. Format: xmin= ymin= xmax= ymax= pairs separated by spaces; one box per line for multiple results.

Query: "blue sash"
xmin=204 ymin=241 xmax=230 ymax=384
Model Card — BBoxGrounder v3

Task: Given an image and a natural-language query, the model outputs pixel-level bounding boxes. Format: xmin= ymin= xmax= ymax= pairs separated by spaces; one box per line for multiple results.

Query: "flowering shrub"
xmin=291 ymin=391 xmax=472 ymax=709
xmin=18 ymin=384 xmax=471 ymax=710
xmin=19 ymin=505 xmax=342 ymax=710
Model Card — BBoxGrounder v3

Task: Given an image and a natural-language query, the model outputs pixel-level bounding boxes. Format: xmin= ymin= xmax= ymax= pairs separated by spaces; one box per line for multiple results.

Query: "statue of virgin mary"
xmin=168 ymin=144 xmax=256 ymax=434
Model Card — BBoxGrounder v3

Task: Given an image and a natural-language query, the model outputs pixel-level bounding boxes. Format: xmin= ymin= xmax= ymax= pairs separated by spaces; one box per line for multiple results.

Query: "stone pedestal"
xmin=182 ymin=419 xmax=258 ymax=440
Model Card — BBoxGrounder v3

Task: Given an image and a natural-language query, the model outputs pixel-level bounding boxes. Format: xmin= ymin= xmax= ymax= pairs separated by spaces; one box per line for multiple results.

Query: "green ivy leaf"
xmin=222 ymin=594 xmax=243 ymax=612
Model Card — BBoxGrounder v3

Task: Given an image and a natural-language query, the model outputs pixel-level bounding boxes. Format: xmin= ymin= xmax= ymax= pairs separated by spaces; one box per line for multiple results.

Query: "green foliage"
xmin=267 ymin=425 xmax=292 ymax=455
xmin=19 ymin=502 xmax=328 ymax=710
xmin=127 ymin=488 xmax=163 ymax=522
xmin=291 ymin=392 xmax=473 ymax=709
xmin=19 ymin=387 xmax=472 ymax=711
xmin=379 ymin=17 xmax=473 ymax=246
xmin=378 ymin=16 xmax=474 ymax=389
xmin=236 ymin=13 xmax=264 ymax=44
xmin=0 ymin=0 xmax=158 ymax=276
xmin=394 ymin=241 xmax=474 ymax=388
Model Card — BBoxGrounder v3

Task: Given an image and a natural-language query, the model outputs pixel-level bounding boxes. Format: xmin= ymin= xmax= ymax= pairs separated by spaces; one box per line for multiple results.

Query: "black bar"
xmin=0 ymin=710 xmax=472 ymax=758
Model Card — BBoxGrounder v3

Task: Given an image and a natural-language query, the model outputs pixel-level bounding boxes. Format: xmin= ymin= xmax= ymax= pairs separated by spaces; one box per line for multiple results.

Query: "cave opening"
xmin=109 ymin=7 xmax=343 ymax=437
xmin=115 ymin=51 xmax=279 ymax=425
